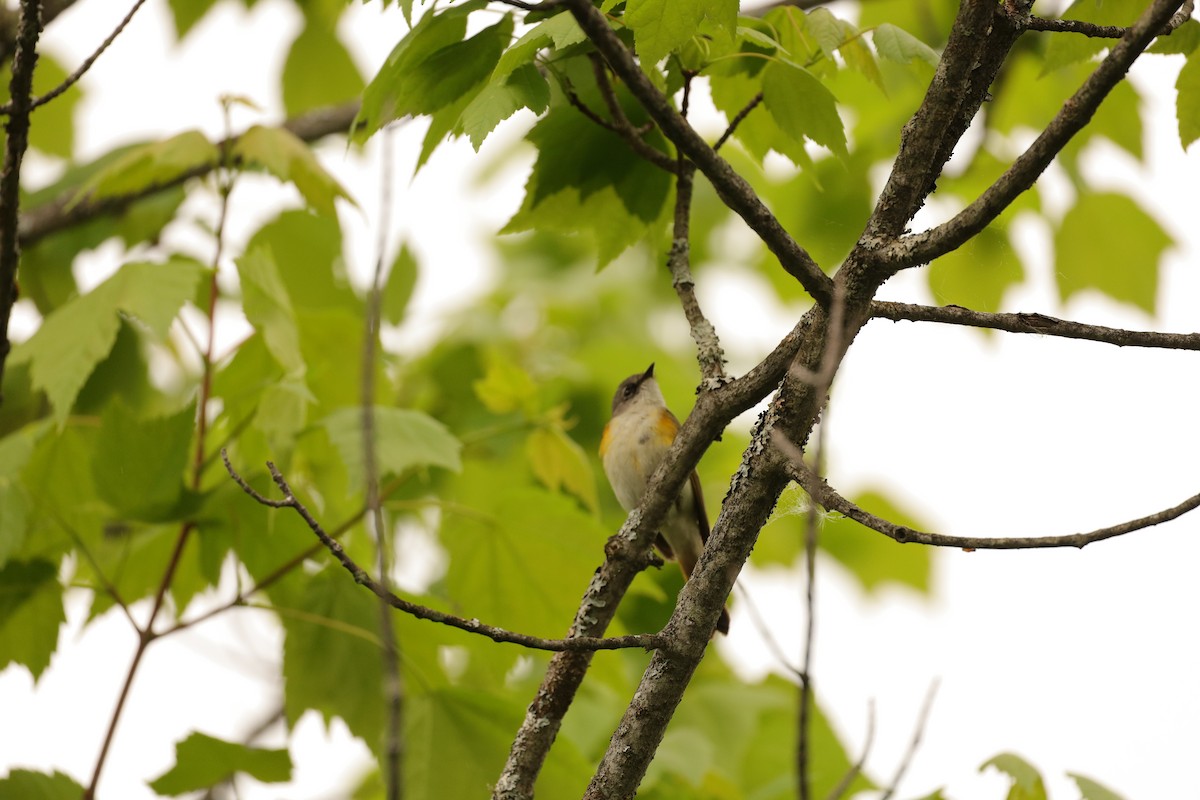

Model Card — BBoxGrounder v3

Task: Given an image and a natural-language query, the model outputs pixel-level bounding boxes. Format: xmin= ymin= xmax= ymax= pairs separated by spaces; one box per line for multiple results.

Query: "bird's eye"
xmin=623 ymin=384 xmax=635 ymax=398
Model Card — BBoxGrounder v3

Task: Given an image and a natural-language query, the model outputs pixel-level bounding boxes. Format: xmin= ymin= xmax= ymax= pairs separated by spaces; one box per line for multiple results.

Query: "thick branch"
xmin=0 ymin=0 xmax=43 ymax=400
xmin=789 ymin=460 xmax=1200 ymax=550
xmin=563 ymin=0 xmax=832 ymax=305
xmin=223 ymin=453 xmax=663 ymax=653
xmin=889 ymin=0 xmax=1186 ymax=268
xmin=18 ymin=100 xmax=360 ymax=246
xmin=0 ymin=0 xmax=69 ymax=63
xmin=870 ymin=301 xmax=1200 ymax=350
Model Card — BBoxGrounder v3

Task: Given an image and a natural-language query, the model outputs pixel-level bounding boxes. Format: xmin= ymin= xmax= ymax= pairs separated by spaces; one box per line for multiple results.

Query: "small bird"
xmin=600 ymin=363 xmax=730 ymax=635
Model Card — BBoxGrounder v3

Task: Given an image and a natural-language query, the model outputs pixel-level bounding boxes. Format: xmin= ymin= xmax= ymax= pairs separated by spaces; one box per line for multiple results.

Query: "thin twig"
xmin=588 ymin=54 xmax=678 ymax=173
xmin=0 ymin=0 xmax=41 ymax=401
xmin=714 ymin=92 xmax=763 ymax=152
xmin=786 ymin=458 xmax=1200 ymax=550
xmin=3 ymin=0 xmax=149 ymax=114
xmin=870 ymin=301 xmax=1200 ymax=351
xmin=222 ymin=451 xmax=666 ymax=653
xmin=823 ymin=699 xmax=876 ymax=800
xmin=1025 ymin=0 xmax=1192 ymax=37
xmin=364 ymin=127 xmax=404 ymax=800
xmin=878 ymin=680 xmax=939 ymax=800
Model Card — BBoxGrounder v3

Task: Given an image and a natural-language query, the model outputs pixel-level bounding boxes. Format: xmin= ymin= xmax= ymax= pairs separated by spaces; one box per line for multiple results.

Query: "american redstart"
xmin=600 ymin=363 xmax=731 ymax=635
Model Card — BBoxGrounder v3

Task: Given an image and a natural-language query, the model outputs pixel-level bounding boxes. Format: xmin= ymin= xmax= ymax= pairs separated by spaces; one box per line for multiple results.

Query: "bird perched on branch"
xmin=600 ymin=363 xmax=730 ymax=635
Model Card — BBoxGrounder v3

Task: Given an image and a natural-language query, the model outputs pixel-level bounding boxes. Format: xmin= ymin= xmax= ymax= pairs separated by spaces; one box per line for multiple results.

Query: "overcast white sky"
xmin=2 ymin=1 xmax=1199 ymax=799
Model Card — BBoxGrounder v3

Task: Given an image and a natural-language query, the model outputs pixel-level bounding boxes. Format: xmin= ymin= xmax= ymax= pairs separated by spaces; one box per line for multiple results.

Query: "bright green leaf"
xmin=495 ymin=11 xmax=587 ymax=78
xmin=625 ymin=0 xmax=735 ymax=68
xmin=382 ymin=244 xmax=419 ymax=325
xmin=807 ymin=8 xmax=848 ymax=62
xmin=407 ymin=688 xmax=591 ymax=800
xmin=0 ymin=560 xmax=65 ymax=681
xmin=76 ymin=130 xmax=218 ymax=203
xmin=233 ymin=125 xmax=354 ymax=215
xmin=244 ymin=209 xmax=358 ymax=314
xmin=149 ymin=732 xmax=291 ymax=795
xmin=1178 ymin=49 xmax=1200 ymax=149
xmin=236 ymin=247 xmax=306 ymax=374
xmin=1068 ymin=772 xmax=1127 ymax=800
xmin=460 ymin=64 xmax=550 ymax=150
xmin=320 ymin=406 xmax=462 ymax=488
xmin=442 ymin=464 xmax=606 ymax=634
xmin=282 ymin=18 xmax=364 ymax=116
xmin=981 ymin=753 xmax=1048 ymax=800
xmin=0 ymin=423 xmax=46 ymax=568
xmin=526 ymin=426 xmax=598 ymax=512
xmin=9 ymin=258 xmax=203 ymax=423
xmin=1149 ymin=18 xmax=1200 ymax=55
xmin=762 ymin=61 xmax=848 ymax=158
xmin=93 ymin=400 xmax=195 ymax=519
xmin=873 ymin=23 xmax=940 ymax=67
xmin=928 ymin=226 xmax=1024 ymax=313
xmin=356 ymin=8 xmax=509 ymax=141
xmin=0 ymin=770 xmax=85 ymax=800
xmin=1055 ymin=192 xmax=1172 ymax=314
xmin=473 ymin=357 xmax=537 ymax=414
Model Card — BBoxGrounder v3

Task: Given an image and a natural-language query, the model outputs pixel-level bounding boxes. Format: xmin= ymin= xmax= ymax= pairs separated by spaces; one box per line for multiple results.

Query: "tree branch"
xmin=0 ymin=0 xmax=71 ymax=64
xmin=563 ymin=0 xmax=833 ymax=306
xmin=588 ymin=54 xmax=678 ymax=173
xmin=222 ymin=452 xmax=666 ymax=654
xmin=878 ymin=680 xmax=939 ymax=800
xmin=870 ymin=301 xmax=1200 ymax=350
xmin=1026 ymin=0 xmax=1193 ymax=38
xmin=0 ymin=0 xmax=41 ymax=401
xmin=17 ymin=100 xmax=360 ymax=247
xmin=787 ymin=459 xmax=1200 ymax=550
xmin=888 ymin=0 xmax=1187 ymax=269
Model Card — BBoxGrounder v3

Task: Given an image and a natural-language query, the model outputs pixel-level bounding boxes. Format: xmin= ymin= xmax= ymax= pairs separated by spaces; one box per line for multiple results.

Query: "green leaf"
xmin=0 ymin=423 xmax=45 ymax=568
xmin=92 ymin=400 xmax=195 ymax=519
xmin=1068 ymin=772 xmax=1127 ymax=800
xmin=407 ymin=688 xmax=591 ymax=799
xmin=1041 ymin=0 xmax=1142 ymax=74
xmin=495 ymin=12 xmax=588 ymax=77
xmin=626 ymin=0 xmax=735 ymax=67
xmin=1149 ymin=18 xmax=1200 ymax=55
xmin=873 ymin=23 xmax=940 ymax=67
xmin=9 ymin=258 xmax=203 ymax=423
xmin=244 ymin=209 xmax=359 ymax=314
xmin=0 ymin=770 xmax=85 ymax=800
xmin=442 ymin=463 xmax=607 ymax=634
xmin=232 ymin=125 xmax=355 ymax=215
xmin=526 ymin=426 xmax=598 ymax=512
xmin=149 ymin=732 xmax=291 ymax=794
xmin=762 ymin=61 xmax=848 ymax=158
xmin=356 ymin=8 xmax=509 ymax=141
xmin=1054 ymin=192 xmax=1172 ymax=314
xmin=6 ymin=53 xmax=82 ymax=159
xmin=981 ymin=753 xmax=1048 ymax=800
xmin=167 ymin=0 xmax=221 ymax=38
xmin=236 ymin=248 xmax=306 ymax=374
xmin=76 ymin=130 xmax=219 ymax=202
xmin=0 ymin=560 xmax=65 ymax=681
xmin=807 ymin=8 xmax=849 ymax=62
xmin=928 ymin=226 xmax=1023 ymax=313
xmin=278 ymin=568 xmax=387 ymax=751
xmin=503 ymin=104 xmax=672 ymax=265
xmin=282 ymin=17 xmax=364 ymax=116
xmin=382 ymin=244 xmax=419 ymax=325
xmin=460 ymin=64 xmax=551 ymax=150
xmin=473 ymin=356 xmax=537 ymax=414
xmin=1178 ymin=49 xmax=1200 ymax=149
xmin=320 ymin=406 xmax=462 ymax=488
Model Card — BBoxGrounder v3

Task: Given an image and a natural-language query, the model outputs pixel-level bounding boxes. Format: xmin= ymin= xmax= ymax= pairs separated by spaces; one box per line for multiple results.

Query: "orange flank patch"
xmin=599 ymin=422 xmax=613 ymax=457
xmin=654 ymin=410 xmax=679 ymax=446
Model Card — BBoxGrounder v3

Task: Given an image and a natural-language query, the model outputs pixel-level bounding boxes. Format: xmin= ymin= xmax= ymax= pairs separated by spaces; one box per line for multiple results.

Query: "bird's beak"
xmin=642 ymin=363 xmax=655 ymax=381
